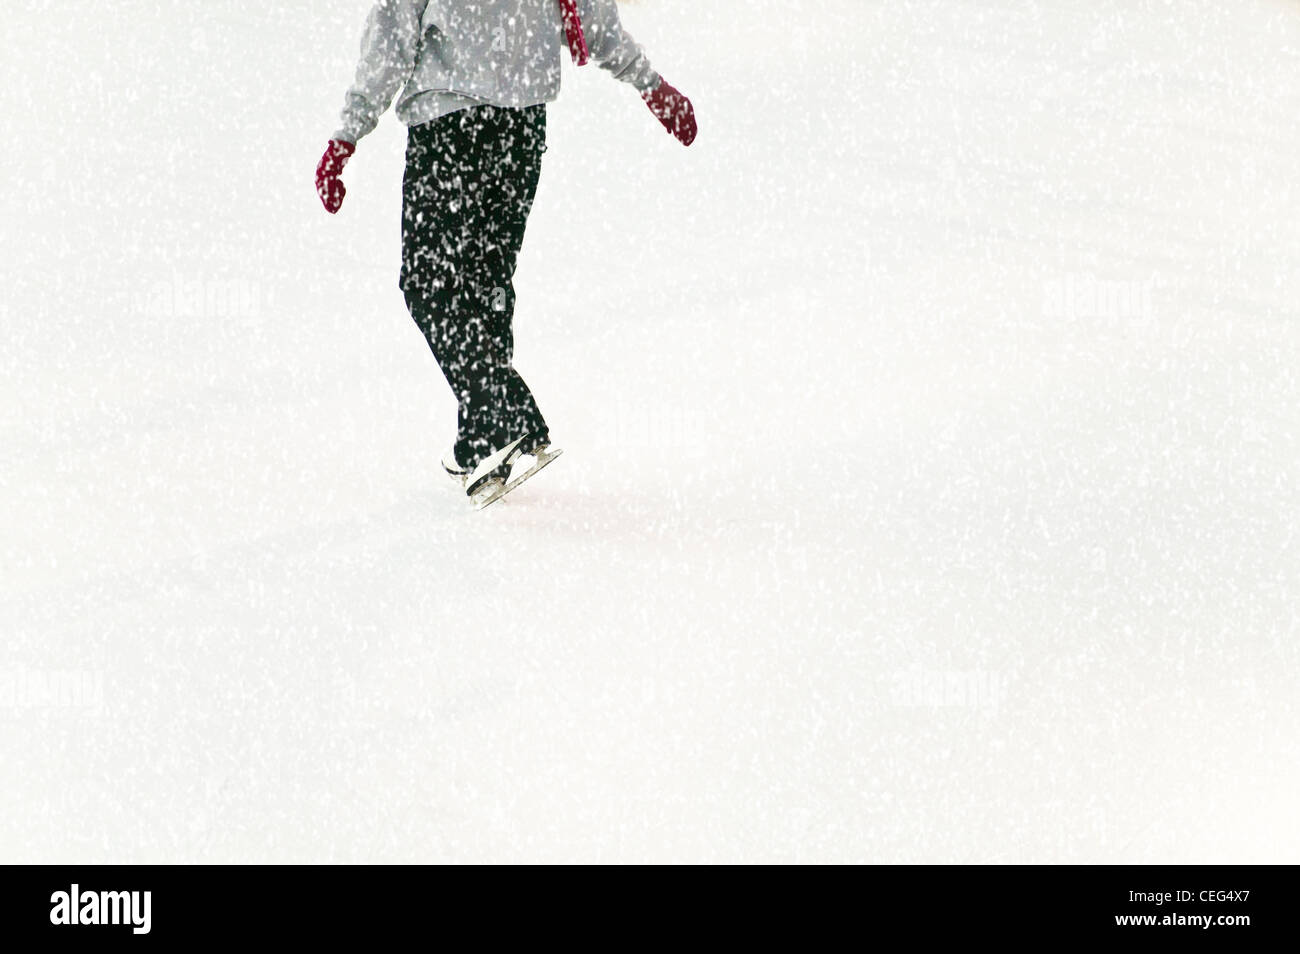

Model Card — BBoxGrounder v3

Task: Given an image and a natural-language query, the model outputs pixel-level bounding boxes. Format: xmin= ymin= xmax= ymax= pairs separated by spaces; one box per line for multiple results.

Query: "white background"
xmin=2 ymin=0 xmax=1298 ymax=862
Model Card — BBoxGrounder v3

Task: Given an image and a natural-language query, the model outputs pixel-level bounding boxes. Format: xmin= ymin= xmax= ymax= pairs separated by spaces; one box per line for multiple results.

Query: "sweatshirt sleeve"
xmin=332 ymin=0 xmax=425 ymax=144
xmin=577 ymin=0 xmax=662 ymax=93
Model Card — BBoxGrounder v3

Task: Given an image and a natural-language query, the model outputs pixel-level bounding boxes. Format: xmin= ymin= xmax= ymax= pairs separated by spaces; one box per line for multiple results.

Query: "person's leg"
xmin=400 ymin=108 xmax=503 ymax=469
xmin=472 ymin=105 xmax=550 ymax=447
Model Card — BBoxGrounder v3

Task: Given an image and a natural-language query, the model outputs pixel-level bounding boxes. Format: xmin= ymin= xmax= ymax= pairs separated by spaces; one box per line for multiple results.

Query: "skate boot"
xmin=464 ymin=435 xmax=529 ymax=508
xmin=441 ymin=447 xmax=471 ymax=488
xmin=466 ymin=430 xmax=564 ymax=511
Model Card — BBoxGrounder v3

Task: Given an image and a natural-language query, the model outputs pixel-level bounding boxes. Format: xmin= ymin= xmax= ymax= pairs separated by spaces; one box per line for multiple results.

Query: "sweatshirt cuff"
xmin=630 ymin=67 xmax=661 ymax=94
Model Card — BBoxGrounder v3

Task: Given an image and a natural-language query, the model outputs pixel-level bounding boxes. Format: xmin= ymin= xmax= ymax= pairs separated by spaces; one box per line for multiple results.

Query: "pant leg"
xmin=467 ymin=105 xmax=550 ymax=447
xmin=400 ymin=109 xmax=501 ymax=469
xmin=400 ymin=106 xmax=549 ymax=469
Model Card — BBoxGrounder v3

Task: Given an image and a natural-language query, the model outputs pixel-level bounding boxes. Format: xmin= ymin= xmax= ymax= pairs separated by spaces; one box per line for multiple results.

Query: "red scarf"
xmin=557 ymin=0 xmax=590 ymax=66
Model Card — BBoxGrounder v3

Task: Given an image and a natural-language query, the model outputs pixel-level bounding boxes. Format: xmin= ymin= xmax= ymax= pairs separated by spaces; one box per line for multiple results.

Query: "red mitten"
xmin=642 ymin=79 xmax=697 ymax=147
xmin=315 ymin=140 xmax=356 ymax=214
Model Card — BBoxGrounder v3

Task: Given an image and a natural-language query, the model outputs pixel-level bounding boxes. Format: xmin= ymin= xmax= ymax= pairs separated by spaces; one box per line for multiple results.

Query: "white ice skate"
xmin=441 ymin=447 xmax=471 ymax=489
xmin=465 ymin=434 xmax=563 ymax=511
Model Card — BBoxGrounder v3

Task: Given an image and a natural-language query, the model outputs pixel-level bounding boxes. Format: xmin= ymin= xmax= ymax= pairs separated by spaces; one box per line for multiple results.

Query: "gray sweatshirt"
xmin=333 ymin=0 xmax=661 ymax=143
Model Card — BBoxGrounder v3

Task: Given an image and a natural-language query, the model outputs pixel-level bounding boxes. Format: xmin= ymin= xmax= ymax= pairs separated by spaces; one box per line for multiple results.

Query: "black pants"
xmin=401 ymin=104 xmax=549 ymax=470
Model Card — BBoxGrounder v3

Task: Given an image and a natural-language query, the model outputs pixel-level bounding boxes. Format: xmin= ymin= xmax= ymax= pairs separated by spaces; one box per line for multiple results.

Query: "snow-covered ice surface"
xmin=2 ymin=0 xmax=1298 ymax=863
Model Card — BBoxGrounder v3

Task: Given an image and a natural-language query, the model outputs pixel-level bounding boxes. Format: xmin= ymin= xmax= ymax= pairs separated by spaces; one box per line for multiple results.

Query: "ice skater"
xmin=316 ymin=0 xmax=697 ymax=508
